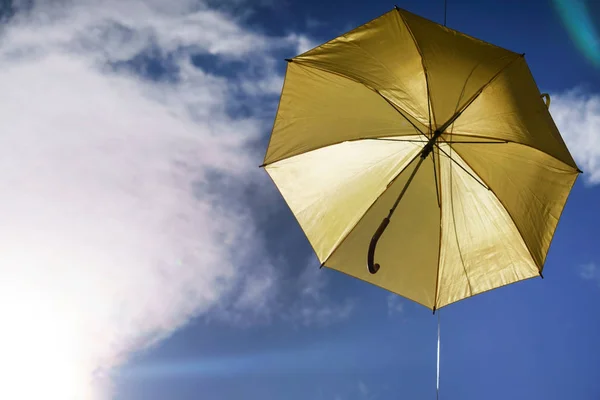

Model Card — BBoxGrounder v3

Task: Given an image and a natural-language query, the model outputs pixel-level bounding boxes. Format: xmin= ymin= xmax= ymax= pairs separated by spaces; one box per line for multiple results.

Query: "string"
xmin=436 ymin=310 xmax=441 ymax=400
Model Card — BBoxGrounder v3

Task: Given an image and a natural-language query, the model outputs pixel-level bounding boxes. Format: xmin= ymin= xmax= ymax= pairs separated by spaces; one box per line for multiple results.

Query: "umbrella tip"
xmin=432 ymin=306 xmax=436 ymax=315
xmin=285 ymin=58 xmax=293 ymax=62
xmin=539 ymin=271 xmax=544 ymax=279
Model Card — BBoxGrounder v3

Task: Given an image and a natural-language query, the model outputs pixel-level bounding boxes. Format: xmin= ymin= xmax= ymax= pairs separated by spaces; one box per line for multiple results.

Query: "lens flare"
xmin=553 ymin=0 xmax=600 ymax=67
xmin=119 ymin=342 xmax=358 ymax=379
xmin=117 ymin=327 xmax=431 ymax=382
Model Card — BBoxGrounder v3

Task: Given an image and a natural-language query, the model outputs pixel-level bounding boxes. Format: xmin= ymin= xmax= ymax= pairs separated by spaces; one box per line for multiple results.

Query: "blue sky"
xmin=0 ymin=1 xmax=598 ymax=400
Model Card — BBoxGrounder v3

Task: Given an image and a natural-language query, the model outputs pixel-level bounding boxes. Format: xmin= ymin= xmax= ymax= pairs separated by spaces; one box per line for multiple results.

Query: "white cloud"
xmin=550 ymin=90 xmax=600 ymax=184
xmin=0 ymin=0 xmax=314 ymax=399
xmin=4 ymin=0 xmax=272 ymax=61
xmin=286 ymin=32 xmax=319 ymax=55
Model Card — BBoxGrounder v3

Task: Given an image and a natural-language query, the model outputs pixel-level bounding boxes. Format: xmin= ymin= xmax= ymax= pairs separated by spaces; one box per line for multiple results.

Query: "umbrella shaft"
xmin=421 ymin=130 xmax=442 ymax=160
xmin=367 ymin=130 xmax=442 ymax=274
xmin=388 ymin=155 xmax=425 ymax=219
xmin=388 ymin=130 xmax=442 ymax=219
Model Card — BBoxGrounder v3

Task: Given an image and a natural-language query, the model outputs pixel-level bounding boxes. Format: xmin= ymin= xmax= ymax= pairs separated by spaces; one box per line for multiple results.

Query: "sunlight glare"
xmin=0 ymin=284 xmax=91 ymax=400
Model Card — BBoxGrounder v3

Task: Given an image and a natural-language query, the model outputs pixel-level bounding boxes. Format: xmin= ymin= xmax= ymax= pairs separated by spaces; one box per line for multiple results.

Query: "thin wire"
xmin=436 ymin=311 xmax=441 ymax=400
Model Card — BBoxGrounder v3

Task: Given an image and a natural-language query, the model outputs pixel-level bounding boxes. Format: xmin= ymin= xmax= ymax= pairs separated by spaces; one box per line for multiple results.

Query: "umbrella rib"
xmin=441 ymin=143 xmax=550 ymax=275
xmin=289 ymin=60 xmax=428 ymax=138
xmin=370 ymin=138 xmax=507 ymax=145
xmin=441 ymin=140 xmax=508 ymax=144
xmin=449 ymin=53 xmax=517 ymax=127
xmin=261 ymin=135 xmax=426 ymax=168
xmin=396 ymin=6 xmax=437 ymax=131
xmin=369 ymin=138 xmax=428 ymax=144
xmin=438 ymin=53 xmax=523 ymax=133
xmin=447 ymin=155 xmax=474 ymax=297
xmin=373 ymin=87 xmax=429 ymax=139
xmin=435 ymin=143 xmax=489 ymax=190
xmin=441 ymin=133 xmax=581 ymax=173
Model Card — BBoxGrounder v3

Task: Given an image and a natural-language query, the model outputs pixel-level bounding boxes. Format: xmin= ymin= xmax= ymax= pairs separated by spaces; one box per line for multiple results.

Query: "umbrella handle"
xmin=367 ymin=217 xmax=390 ymax=274
xmin=366 ymin=134 xmax=437 ymax=275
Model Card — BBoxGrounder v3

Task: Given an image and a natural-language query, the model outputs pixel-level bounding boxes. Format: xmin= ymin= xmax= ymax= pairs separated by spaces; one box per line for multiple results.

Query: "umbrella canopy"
xmin=262 ymin=6 xmax=581 ymax=311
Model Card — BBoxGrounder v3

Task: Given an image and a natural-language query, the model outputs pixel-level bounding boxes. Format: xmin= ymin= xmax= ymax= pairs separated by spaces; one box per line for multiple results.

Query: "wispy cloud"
xmin=210 ymin=254 xmax=356 ymax=328
xmin=550 ymin=90 xmax=600 ymax=184
xmin=357 ymin=379 xmax=383 ymax=400
xmin=358 ymin=381 xmax=369 ymax=397
xmin=306 ymin=16 xmax=326 ymax=30
xmin=0 ymin=0 xmax=313 ymax=398
xmin=285 ymin=260 xmax=355 ymax=327
xmin=387 ymin=294 xmax=405 ymax=316
xmin=579 ymin=263 xmax=600 ymax=286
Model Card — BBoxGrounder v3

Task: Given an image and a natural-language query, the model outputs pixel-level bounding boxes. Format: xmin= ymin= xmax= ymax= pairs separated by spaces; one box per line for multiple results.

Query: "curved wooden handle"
xmin=367 ymin=217 xmax=390 ymax=274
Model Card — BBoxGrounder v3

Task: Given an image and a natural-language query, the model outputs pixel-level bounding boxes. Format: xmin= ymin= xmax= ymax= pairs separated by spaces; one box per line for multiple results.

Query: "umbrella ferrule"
xmin=420 ymin=130 xmax=442 ymax=159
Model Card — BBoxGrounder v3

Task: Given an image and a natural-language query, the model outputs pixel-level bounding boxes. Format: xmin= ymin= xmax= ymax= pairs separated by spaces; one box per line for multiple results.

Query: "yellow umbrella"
xmin=262 ymin=6 xmax=581 ymax=313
